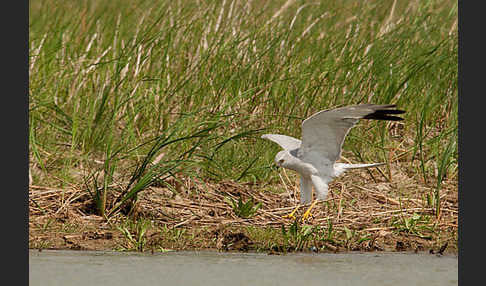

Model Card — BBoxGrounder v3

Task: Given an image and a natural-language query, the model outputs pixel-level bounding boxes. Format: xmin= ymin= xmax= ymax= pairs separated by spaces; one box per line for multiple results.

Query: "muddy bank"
xmin=29 ymin=174 xmax=457 ymax=254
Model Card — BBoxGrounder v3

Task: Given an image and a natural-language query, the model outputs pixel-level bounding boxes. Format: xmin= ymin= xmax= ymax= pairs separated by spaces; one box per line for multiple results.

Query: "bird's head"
xmin=274 ymin=151 xmax=289 ymax=168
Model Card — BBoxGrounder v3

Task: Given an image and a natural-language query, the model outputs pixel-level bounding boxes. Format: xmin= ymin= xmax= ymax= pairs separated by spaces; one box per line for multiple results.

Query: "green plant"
xmin=391 ymin=213 xmax=434 ymax=239
xmin=281 ymin=221 xmax=316 ymax=251
xmin=227 ymin=196 xmax=262 ymax=219
xmin=159 ymin=224 xmax=188 ymax=244
xmin=342 ymin=226 xmax=356 ymax=248
xmin=117 ymin=218 xmax=152 ymax=251
xmin=434 ymin=131 xmax=457 ymax=217
xmin=83 ymin=117 xmax=223 ymax=217
xmin=323 ymin=218 xmax=336 ymax=244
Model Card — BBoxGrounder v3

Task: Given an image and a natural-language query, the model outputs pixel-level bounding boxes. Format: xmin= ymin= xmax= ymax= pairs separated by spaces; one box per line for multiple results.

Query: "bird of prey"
xmin=262 ymin=104 xmax=405 ymax=221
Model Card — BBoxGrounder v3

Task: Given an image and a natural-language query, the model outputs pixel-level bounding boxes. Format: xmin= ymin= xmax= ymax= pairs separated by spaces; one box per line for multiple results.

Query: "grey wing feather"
xmin=299 ymin=104 xmax=404 ymax=169
xmin=261 ymin=134 xmax=301 ymax=151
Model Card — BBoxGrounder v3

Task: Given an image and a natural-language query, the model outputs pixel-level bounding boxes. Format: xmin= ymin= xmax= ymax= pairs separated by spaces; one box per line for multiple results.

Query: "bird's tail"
xmin=339 ymin=162 xmax=385 ymax=169
xmin=334 ymin=162 xmax=385 ymax=177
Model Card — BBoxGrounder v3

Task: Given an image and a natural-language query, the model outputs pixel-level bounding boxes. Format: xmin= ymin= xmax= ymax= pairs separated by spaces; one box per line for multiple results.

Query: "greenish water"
xmin=29 ymin=250 xmax=457 ymax=286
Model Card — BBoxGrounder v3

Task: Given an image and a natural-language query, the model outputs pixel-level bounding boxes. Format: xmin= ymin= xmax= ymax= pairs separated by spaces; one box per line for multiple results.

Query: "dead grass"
xmin=29 ymin=162 xmax=457 ymax=254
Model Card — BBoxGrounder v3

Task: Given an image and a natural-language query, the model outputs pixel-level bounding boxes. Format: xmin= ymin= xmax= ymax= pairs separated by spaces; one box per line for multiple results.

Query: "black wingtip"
xmin=363 ymin=108 xmax=406 ymax=121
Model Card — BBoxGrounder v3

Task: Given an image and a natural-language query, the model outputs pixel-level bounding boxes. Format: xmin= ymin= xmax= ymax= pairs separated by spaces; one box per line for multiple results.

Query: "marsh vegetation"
xmin=29 ymin=0 xmax=457 ymax=253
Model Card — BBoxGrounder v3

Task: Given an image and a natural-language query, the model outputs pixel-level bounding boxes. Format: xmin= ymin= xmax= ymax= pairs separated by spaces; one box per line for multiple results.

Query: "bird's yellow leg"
xmin=282 ymin=205 xmax=300 ymax=220
xmin=301 ymin=200 xmax=318 ymax=222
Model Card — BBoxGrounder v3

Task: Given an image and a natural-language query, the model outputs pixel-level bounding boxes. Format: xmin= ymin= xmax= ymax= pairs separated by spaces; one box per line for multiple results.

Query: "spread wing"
xmin=261 ymin=134 xmax=301 ymax=151
xmin=299 ymin=104 xmax=405 ymax=170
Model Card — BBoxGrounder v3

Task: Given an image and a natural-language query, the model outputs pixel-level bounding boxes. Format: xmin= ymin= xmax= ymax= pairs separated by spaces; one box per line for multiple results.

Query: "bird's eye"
xmin=278 ymin=159 xmax=284 ymax=164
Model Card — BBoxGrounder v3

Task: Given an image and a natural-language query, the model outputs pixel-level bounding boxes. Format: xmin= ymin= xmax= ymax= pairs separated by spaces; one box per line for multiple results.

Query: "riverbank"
xmin=29 ymin=165 xmax=457 ymax=254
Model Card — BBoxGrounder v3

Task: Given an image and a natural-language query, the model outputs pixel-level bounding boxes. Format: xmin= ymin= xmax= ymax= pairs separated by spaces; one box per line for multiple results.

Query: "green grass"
xmin=30 ymin=0 xmax=457 ymax=217
xmin=226 ymin=196 xmax=262 ymax=218
xmin=116 ymin=218 xmax=152 ymax=251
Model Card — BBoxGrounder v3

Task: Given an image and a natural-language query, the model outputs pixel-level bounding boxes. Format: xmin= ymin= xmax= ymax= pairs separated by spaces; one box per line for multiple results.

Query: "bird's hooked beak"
xmin=274 ymin=151 xmax=286 ymax=169
xmin=275 ymin=158 xmax=284 ymax=168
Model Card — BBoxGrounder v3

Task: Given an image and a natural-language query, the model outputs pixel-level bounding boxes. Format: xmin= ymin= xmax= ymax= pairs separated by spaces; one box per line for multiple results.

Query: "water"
xmin=29 ymin=250 xmax=457 ymax=286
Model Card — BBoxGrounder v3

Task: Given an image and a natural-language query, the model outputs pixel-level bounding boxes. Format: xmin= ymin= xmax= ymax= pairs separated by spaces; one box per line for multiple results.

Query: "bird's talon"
xmin=282 ymin=205 xmax=300 ymax=220
xmin=301 ymin=200 xmax=318 ymax=222
xmin=301 ymin=214 xmax=310 ymax=222
xmin=282 ymin=214 xmax=296 ymax=220
xmin=301 ymin=210 xmax=313 ymax=222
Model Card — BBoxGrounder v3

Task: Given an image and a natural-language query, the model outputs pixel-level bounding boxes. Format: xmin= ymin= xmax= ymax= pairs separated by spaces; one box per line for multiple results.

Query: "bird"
xmin=261 ymin=104 xmax=405 ymax=221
